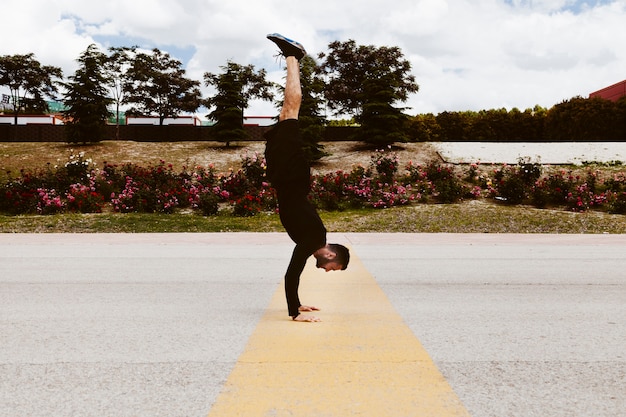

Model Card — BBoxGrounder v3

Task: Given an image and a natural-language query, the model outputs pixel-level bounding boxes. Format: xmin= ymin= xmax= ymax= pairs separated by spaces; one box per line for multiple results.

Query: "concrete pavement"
xmin=1 ymin=233 xmax=625 ymax=416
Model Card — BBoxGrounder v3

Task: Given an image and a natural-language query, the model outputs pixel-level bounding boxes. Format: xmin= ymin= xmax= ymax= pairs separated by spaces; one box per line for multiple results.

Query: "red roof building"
xmin=589 ymin=79 xmax=626 ymax=102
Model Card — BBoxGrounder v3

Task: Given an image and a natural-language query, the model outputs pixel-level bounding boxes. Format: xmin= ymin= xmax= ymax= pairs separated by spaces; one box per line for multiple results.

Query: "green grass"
xmin=0 ymin=211 xmax=282 ymax=233
xmin=2 ymin=201 xmax=624 ymax=233
xmin=323 ymin=202 xmax=626 ymax=234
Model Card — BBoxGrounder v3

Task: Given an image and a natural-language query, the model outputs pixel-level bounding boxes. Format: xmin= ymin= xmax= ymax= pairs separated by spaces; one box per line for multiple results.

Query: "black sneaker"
xmin=267 ymin=33 xmax=306 ymax=60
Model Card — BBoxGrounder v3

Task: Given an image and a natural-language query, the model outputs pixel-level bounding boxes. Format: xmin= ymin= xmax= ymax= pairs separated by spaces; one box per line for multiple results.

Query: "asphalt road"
xmin=1 ymin=233 xmax=625 ymax=417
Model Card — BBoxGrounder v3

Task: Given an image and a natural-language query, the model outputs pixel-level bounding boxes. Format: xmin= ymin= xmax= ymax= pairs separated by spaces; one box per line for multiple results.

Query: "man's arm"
xmin=285 ymin=244 xmax=319 ymax=318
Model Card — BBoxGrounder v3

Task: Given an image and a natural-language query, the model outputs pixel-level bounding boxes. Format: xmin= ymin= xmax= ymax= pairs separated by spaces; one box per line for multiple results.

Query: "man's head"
xmin=314 ymin=243 xmax=350 ymax=272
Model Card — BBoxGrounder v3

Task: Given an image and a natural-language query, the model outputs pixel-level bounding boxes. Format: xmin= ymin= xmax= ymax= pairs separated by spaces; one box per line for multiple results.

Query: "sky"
xmin=2 ymin=0 xmax=625 ymax=119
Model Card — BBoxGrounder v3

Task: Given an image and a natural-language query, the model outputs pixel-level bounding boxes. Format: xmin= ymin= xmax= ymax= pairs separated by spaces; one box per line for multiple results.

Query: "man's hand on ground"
xmin=298 ymin=305 xmax=320 ymax=312
xmin=293 ymin=314 xmax=321 ymax=322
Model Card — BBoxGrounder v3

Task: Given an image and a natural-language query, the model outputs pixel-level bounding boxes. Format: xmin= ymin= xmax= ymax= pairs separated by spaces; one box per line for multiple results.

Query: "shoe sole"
xmin=267 ymin=33 xmax=306 ymax=60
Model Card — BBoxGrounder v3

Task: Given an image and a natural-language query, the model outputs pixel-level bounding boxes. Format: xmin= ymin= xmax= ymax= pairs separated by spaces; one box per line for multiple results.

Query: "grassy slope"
xmin=1 ymin=141 xmax=625 ymax=233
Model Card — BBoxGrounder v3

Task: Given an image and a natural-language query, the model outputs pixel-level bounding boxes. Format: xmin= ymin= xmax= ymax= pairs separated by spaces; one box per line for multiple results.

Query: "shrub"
xmin=110 ymin=176 xmax=141 ymax=213
xmin=565 ymin=183 xmax=607 ymax=212
xmin=493 ymin=159 xmax=542 ymax=205
xmin=220 ymin=169 xmax=250 ymax=200
xmin=155 ymin=190 xmax=179 ymax=214
xmin=66 ymin=182 xmax=105 ymax=213
xmin=371 ymin=146 xmax=399 ymax=184
xmin=36 ymin=188 xmax=65 ymax=214
xmin=424 ymin=160 xmax=464 ymax=203
xmin=1 ymin=171 xmax=38 ymax=214
xmin=311 ymin=170 xmax=349 ymax=211
xmin=64 ymin=151 xmax=93 ymax=183
xmin=371 ymin=182 xmax=414 ymax=209
xmin=531 ymin=170 xmax=575 ymax=208
xmin=604 ymin=172 xmax=626 ymax=192
xmin=241 ymin=151 xmax=267 ymax=188
xmin=232 ymin=193 xmax=263 ymax=217
xmin=607 ymin=191 xmax=626 ymax=214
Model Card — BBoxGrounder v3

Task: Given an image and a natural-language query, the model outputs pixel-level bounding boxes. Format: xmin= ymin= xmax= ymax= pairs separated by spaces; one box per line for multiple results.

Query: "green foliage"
xmin=318 ymin=40 xmax=418 ymax=146
xmin=326 ymin=118 xmax=358 ymax=127
xmin=197 ymin=191 xmax=220 ymax=216
xmin=545 ymin=96 xmax=624 ymax=141
xmin=408 ymin=113 xmax=440 ymax=141
xmin=423 ymin=160 xmax=465 ymax=203
xmin=411 ymin=106 xmax=547 ymax=142
xmin=492 ymin=158 xmax=543 ymax=205
xmin=123 ymin=48 xmax=202 ymax=125
xmin=204 ymin=61 xmax=274 ymax=146
xmin=435 ymin=111 xmax=472 ymax=141
xmin=370 ymin=146 xmax=399 ymax=183
xmin=63 ymin=44 xmax=113 ymax=144
xmin=0 ymin=53 xmax=62 ymax=125
xmin=240 ymin=151 xmax=267 ymax=188
xmin=105 ymin=46 xmax=136 ymax=139
xmin=232 ymin=193 xmax=263 ymax=217
xmin=298 ymin=56 xmax=327 ymax=161
xmin=607 ymin=192 xmax=626 ymax=214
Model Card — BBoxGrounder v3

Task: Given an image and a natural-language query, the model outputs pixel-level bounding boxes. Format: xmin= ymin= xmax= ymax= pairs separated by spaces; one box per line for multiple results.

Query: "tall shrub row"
xmin=409 ymin=96 xmax=626 ymax=142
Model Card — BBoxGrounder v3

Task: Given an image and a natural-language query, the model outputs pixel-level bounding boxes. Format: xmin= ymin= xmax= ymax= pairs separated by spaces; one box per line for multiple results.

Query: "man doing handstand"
xmin=264 ymin=33 xmax=350 ymax=322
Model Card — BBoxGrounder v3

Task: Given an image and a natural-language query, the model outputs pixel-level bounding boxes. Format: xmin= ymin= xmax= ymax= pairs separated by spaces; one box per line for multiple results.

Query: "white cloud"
xmin=2 ymin=0 xmax=625 ymax=117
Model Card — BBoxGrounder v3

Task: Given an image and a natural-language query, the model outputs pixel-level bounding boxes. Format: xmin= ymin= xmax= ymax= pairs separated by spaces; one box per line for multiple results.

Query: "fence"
xmin=0 ymin=124 xmax=357 ymax=142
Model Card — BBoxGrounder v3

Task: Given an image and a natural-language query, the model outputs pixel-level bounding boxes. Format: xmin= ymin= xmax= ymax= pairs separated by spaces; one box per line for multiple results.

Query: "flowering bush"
xmin=64 ymin=151 xmax=93 ymax=182
xmin=156 ymin=190 xmax=179 ymax=214
xmin=311 ymin=170 xmax=351 ymax=210
xmin=564 ymin=183 xmax=607 ymax=212
xmin=110 ymin=176 xmax=141 ymax=213
xmin=423 ymin=160 xmax=465 ymax=203
xmin=232 ymin=193 xmax=263 ymax=217
xmin=371 ymin=146 xmax=399 ymax=184
xmin=66 ymin=182 xmax=104 ymax=213
xmin=36 ymin=188 xmax=65 ymax=214
xmin=195 ymin=189 xmax=221 ymax=216
xmin=1 ymin=148 xmax=626 ymax=216
xmin=607 ymin=191 xmax=626 ymax=214
xmin=492 ymin=158 xmax=542 ymax=205
xmin=371 ymin=182 xmax=414 ymax=208
xmin=1 ymin=171 xmax=38 ymax=214
xmin=241 ymin=151 xmax=267 ymax=188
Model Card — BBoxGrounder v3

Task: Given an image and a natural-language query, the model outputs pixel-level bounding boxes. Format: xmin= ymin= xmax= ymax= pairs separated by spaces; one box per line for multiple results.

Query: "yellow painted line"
xmin=208 ymin=251 xmax=470 ymax=417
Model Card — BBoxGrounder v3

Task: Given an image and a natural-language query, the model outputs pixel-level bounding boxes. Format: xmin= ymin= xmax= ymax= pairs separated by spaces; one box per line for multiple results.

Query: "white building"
xmin=125 ymin=115 xmax=203 ymax=125
xmin=0 ymin=114 xmax=64 ymax=125
xmin=243 ymin=115 xmax=275 ymax=126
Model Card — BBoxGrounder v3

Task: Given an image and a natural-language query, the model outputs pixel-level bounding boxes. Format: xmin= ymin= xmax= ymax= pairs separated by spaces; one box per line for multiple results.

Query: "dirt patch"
xmin=0 ymin=141 xmax=441 ymax=178
xmin=312 ymin=142 xmax=439 ymax=174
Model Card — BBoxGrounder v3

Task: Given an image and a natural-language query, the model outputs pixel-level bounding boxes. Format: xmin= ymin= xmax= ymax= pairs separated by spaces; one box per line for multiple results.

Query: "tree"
xmin=62 ymin=44 xmax=113 ymax=144
xmin=318 ymin=40 xmax=419 ymax=146
xmin=204 ymin=61 xmax=274 ymax=146
xmin=356 ymin=74 xmax=411 ymax=145
xmin=545 ymin=96 xmax=620 ymax=141
xmin=123 ymin=48 xmax=202 ymax=125
xmin=509 ymin=107 xmax=545 ymax=142
xmin=0 ymin=53 xmax=62 ymax=125
xmin=409 ymin=113 xmax=440 ymax=142
xmin=436 ymin=111 xmax=471 ymax=141
xmin=616 ymin=96 xmax=626 ymax=141
xmin=105 ymin=46 xmax=136 ymax=139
